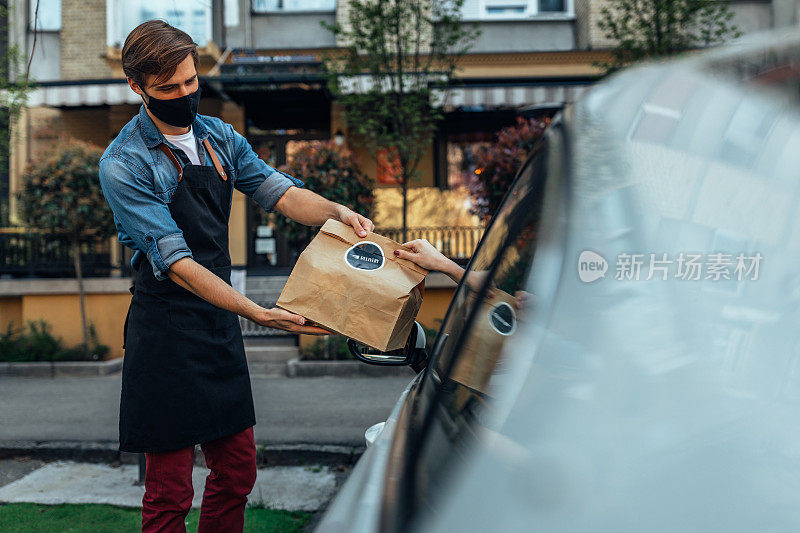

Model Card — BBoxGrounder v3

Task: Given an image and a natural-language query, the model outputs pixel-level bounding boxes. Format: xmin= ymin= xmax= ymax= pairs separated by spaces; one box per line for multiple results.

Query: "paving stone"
xmin=0 ymin=461 xmax=337 ymax=511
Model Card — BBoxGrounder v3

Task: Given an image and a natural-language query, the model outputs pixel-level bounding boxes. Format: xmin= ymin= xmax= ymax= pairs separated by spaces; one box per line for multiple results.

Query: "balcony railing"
xmin=0 ymin=232 xmax=114 ymax=278
xmin=378 ymin=226 xmax=485 ymax=265
xmin=0 ymin=225 xmax=486 ymax=279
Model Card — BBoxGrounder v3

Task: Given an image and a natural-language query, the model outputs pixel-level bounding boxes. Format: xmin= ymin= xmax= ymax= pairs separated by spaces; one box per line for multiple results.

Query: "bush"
xmin=17 ymin=139 xmax=115 ymax=242
xmin=300 ymin=335 xmax=354 ymax=361
xmin=0 ymin=320 xmax=110 ymax=362
xmin=17 ymin=139 xmax=116 ymax=353
xmin=468 ymin=117 xmax=548 ymax=222
xmin=275 ymin=140 xmax=374 ymax=248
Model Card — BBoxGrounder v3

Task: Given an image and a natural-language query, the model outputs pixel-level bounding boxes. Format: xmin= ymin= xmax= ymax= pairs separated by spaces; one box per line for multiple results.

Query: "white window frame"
xmin=225 ymin=0 xmax=240 ymax=27
xmin=105 ymin=0 xmax=213 ymax=48
xmin=463 ymin=0 xmax=573 ymax=20
xmin=251 ymin=0 xmax=337 ymax=14
xmin=482 ymin=0 xmax=532 ymax=19
xmin=29 ymin=0 xmax=61 ymax=32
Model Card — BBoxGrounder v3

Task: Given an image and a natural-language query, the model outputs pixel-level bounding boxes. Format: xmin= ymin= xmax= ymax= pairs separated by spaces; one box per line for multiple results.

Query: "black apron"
xmin=118 ymin=138 xmax=256 ymax=453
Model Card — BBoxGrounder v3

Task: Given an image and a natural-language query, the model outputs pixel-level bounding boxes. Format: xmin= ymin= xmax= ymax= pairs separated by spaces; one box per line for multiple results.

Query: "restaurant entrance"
xmin=244 ymin=130 xmax=329 ymax=274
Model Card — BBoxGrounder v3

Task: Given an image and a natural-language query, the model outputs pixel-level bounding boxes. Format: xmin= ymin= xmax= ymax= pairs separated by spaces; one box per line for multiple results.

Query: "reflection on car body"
xmin=318 ymin=29 xmax=800 ymax=533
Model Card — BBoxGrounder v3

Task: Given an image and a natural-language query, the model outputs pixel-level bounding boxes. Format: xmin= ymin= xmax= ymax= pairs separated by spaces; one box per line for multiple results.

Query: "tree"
xmin=468 ymin=117 xmax=548 ymax=223
xmin=322 ymin=0 xmax=479 ymax=241
xmin=17 ymin=140 xmax=116 ymax=353
xmin=597 ymin=0 xmax=741 ymax=71
xmin=275 ymin=140 xmax=375 ymax=250
xmin=0 ymin=1 xmax=34 ymax=225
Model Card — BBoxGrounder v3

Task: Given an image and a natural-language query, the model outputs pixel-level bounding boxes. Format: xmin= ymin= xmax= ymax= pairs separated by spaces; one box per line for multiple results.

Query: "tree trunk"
xmin=72 ymin=238 xmax=89 ymax=353
xmin=402 ymin=175 xmax=408 ymax=244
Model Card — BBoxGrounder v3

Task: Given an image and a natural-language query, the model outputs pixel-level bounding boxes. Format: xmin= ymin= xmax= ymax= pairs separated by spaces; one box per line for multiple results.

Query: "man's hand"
xmin=253 ymin=307 xmax=332 ymax=335
xmin=336 ymin=205 xmax=374 ymax=238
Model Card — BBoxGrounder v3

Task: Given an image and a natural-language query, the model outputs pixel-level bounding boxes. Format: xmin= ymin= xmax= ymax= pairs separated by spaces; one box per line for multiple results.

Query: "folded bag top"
xmin=318 ymin=219 xmax=428 ymax=276
xmin=277 ymin=219 xmax=428 ymax=351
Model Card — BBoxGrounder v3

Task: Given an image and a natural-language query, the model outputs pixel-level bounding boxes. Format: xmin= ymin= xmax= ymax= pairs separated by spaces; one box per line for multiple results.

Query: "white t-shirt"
xmin=163 ymin=126 xmax=200 ymax=165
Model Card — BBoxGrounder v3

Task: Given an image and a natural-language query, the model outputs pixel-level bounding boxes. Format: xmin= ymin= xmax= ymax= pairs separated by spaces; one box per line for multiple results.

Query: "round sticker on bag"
xmin=344 ymin=242 xmax=385 ymax=271
xmin=488 ymin=302 xmax=516 ymax=336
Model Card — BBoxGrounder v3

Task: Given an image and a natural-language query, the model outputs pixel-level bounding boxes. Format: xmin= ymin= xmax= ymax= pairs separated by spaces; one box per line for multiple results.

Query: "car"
xmin=317 ymin=29 xmax=800 ymax=533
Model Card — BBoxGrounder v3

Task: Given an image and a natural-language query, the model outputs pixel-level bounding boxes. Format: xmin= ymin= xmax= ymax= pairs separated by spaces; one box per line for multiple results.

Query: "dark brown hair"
xmin=122 ymin=20 xmax=198 ymax=89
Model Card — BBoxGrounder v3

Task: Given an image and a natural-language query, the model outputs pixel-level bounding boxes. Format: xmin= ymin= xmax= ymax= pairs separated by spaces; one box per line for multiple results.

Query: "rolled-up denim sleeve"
xmin=230 ymin=125 xmax=304 ymax=211
xmin=99 ymin=155 xmax=193 ymax=281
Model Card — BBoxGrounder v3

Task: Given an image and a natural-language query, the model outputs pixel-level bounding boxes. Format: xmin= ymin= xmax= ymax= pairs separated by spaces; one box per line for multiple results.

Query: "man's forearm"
xmin=167 ymin=257 xmax=263 ymax=321
xmin=167 ymin=257 xmax=330 ymax=335
xmin=274 ymin=186 xmax=341 ymax=226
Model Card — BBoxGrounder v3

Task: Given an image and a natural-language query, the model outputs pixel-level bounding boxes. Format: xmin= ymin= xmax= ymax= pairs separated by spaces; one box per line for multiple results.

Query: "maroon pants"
xmin=141 ymin=426 xmax=257 ymax=533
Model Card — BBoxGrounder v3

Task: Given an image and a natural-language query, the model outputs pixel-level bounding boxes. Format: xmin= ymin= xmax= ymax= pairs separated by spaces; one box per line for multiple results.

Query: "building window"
xmin=30 ymin=0 xmax=61 ymax=31
xmin=252 ymin=0 xmax=336 ymax=13
xmin=106 ymin=0 xmax=212 ymax=48
xmin=461 ymin=0 xmax=567 ymax=19
xmin=484 ymin=0 xmax=528 ymax=16
xmin=538 ymin=0 xmax=565 ymax=12
xmin=225 ymin=0 xmax=240 ymax=27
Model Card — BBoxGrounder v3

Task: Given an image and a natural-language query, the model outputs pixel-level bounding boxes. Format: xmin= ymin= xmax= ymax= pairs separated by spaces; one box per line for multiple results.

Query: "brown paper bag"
xmin=276 ymin=219 xmax=428 ymax=351
xmin=450 ymin=288 xmax=518 ymax=394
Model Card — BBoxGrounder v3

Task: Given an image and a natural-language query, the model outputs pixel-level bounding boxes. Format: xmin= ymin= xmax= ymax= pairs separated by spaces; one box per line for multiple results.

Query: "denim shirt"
xmin=99 ymin=105 xmax=303 ymax=281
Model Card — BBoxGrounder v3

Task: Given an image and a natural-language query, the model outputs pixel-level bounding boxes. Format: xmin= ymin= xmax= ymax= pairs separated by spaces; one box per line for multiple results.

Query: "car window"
xmin=403 ymin=123 xmax=565 ymax=525
xmin=428 ymin=143 xmax=545 ymax=380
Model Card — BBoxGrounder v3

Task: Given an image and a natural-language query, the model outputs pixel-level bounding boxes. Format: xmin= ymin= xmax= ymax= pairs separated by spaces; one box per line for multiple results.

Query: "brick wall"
xmin=580 ymin=0 xmax=773 ymax=50
xmin=335 ymin=0 xmax=351 ymax=47
xmin=575 ymin=0 xmax=618 ymax=50
xmin=60 ymin=0 xmax=111 ymax=80
xmin=574 ymin=0 xmax=590 ymax=49
xmin=587 ymin=0 xmax=617 ymax=49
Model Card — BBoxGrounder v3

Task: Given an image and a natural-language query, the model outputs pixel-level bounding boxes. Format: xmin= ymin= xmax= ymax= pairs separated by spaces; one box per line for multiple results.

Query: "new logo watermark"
xmin=578 ymin=250 xmax=763 ymax=283
xmin=578 ymin=250 xmax=608 ymax=283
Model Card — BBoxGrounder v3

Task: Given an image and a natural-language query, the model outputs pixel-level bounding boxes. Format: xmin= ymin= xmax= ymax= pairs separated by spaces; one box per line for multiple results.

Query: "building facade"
xmin=0 ymin=0 xmax=790 ymax=356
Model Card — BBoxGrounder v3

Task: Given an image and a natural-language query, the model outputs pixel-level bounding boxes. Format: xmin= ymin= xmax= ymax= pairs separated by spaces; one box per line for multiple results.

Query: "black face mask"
xmin=142 ymin=86 xmax=201 ymax=128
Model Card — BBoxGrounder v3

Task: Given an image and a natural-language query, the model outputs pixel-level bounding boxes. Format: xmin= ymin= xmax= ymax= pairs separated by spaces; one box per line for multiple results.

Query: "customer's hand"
xmin=253 ymin=307 xmax=331 ymax=335
xmin=337 ymin=205 xmax=374 ymax=238
xmin=394 ymin=239 xmax=465 ymax=283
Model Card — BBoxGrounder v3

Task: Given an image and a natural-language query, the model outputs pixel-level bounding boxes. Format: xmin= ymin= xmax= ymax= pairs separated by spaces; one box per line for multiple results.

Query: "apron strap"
xmin=158 ymin=144 xmax=183 ymax=183
xmin=202 ymin=138 xmax=228 ymax=181
xmin=158 ymin=139 xmax=227 ymax=182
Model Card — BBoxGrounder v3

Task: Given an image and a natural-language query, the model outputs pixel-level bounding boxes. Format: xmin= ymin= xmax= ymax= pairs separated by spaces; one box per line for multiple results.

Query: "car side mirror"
xmin=347 ymin=321 xmax=429 ymax=373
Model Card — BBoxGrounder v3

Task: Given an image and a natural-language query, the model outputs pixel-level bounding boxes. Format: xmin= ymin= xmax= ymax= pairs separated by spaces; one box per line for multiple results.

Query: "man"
xmin=98 ymin=20 xmax=373 ymax=533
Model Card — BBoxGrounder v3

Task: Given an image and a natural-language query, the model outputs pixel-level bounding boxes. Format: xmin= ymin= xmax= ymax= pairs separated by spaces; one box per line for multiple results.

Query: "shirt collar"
xmin=138 ymin=103 xmax=210 ymax=149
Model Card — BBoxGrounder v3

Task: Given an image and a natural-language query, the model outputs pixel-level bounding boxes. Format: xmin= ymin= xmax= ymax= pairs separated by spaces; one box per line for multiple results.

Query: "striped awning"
xmin=27 ymin=81 xmax=140 ymax=107
xmin=444 ymin=83 xmax=591 ymax=110
xmin=339 ymin=73 xmax=593 ymax=109
xmin=26 ymin=78 xmax=594 ymax=110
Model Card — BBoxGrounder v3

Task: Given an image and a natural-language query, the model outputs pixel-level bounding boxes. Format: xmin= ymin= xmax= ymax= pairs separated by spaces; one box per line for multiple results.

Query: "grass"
xmin=0 ymin=503 xmax=312 ymax=533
